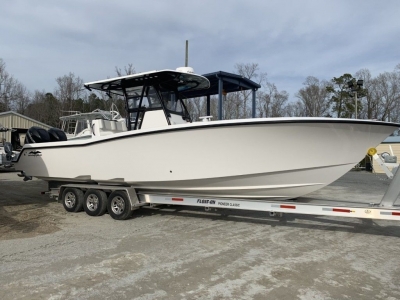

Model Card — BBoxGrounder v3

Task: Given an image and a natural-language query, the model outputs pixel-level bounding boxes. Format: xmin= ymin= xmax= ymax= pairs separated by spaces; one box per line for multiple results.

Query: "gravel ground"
xmin=0 ymin=171 xmax=400 ymax=300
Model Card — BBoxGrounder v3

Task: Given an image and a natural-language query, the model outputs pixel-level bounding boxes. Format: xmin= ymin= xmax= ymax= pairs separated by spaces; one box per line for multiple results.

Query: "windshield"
xmin=75 ymin=120 xmax=88 ymax=135
xmin=126 ymin=86 xmax=162 ymax=109
xmin=162 ymin=91 xmax=183 ymax=113
xmin=161 ymin=90 xmax=191 ymax=121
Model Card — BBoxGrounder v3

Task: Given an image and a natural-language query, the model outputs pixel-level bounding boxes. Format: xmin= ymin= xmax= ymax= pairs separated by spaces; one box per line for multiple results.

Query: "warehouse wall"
xmin=0 ymin=111 xmax=52 ymax=143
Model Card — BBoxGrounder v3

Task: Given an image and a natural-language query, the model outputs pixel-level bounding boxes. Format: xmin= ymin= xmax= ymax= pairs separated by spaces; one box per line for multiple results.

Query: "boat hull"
xmin=14 ymin=118 xmax=398 ymax=200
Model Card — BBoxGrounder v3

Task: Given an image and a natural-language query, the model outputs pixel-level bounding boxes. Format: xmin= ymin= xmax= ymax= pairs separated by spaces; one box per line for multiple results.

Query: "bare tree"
xmin=370 ymin=71 xmax=400 ymax=121
xmin=354 ymin=68 xmax=374 ymax=119
xmin=54 ymin=72 xmax=85 ymax=113
xmin=13 ymin=83 xmax=30 ymax=114
xmin=296 ymin=76 xmax=331 ymax=117
xmin=285 ymin=101 xmax=307 ymax=117
xmin=0 ymin=59 xmax=31 ymax=113
xmin=232 ymin=63 xmax=268 ymax=118
xmin=257 ymin=83 xmax=288 ymax=117
xmin=115 ymin=63 xmax=136 ymax=76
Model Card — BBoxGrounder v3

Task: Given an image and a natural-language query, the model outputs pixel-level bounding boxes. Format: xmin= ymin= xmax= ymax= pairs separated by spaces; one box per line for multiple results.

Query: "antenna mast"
xmin=185 ymin=40 xmax=188 ymax=67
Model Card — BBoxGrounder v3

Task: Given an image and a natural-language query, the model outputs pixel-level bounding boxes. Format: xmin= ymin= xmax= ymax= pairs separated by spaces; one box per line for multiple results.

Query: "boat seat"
xmin=92 ymin=119 xmax=127 ymax=136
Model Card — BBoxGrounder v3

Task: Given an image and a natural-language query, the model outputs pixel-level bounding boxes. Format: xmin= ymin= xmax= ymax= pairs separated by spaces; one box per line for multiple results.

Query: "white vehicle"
xmin=10 ymin=67 xmax=400 ymax=219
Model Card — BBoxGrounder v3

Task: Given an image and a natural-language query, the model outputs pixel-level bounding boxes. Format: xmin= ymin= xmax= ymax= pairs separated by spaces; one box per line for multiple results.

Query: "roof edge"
xmin=0 ymin=111 xmax=53 ymax=129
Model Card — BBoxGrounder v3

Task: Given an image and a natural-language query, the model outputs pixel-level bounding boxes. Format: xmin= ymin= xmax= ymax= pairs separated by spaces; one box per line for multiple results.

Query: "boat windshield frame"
xmin=84 ymin=70 xmax=209 ymax=131
xmin=122 ymin=83 xmax=192 ymax=130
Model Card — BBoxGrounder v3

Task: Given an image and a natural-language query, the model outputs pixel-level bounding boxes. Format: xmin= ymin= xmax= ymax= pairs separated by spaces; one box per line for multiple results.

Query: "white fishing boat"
xmin=12 ymin=67 xmax=400 ymax=200
xmin=59 ymin=104 xmax=125 ymax=140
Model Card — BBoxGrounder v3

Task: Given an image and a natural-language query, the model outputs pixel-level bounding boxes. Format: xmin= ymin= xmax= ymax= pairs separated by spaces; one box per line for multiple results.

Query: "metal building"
xmin=0 ymin=111 xmax=52 ymax=150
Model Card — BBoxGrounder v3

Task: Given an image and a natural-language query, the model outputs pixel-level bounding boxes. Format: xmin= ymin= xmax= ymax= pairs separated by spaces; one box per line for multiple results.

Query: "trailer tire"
xmin=62 ymin=188 xmax=84 ymax=213
xmin=83 ymin=189 xmax=108 ymax=217
xmin=107 ymin=191 xmax=132 ymax=220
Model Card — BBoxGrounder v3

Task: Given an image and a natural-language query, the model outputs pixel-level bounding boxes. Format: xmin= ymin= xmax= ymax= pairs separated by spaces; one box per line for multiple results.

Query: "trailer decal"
xmin=217 ymin=201 xmax=240 ymax=207
xmin=272 ymin=204 xmax=296 ymax=209
xmin=380 ymin=211 xmax=400 ymax=216
xmin=171 ymin=197 xmax=184 ymax=201
xmin=197 ymin=199 xmax=216 ymax=205
xmin=322 ymin=208 xmax=354 ymax=213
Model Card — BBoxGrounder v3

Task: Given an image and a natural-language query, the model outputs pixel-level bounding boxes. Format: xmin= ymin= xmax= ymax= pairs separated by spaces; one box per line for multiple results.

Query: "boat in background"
xmin=0 ymin=124 xmax=20 ymax=168
xmin=12 ymin=67 xmax=400 ymax=200
xmin=60 ymin=104 xmax=126 ymax=140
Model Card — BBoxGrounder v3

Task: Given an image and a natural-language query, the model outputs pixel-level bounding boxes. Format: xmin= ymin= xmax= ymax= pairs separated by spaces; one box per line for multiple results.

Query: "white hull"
xmin=15 ymin=118 xmax=398 ymax=200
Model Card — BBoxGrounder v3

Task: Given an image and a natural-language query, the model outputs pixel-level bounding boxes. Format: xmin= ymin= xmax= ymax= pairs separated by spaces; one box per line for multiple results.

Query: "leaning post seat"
xmin=24 ymin=126 xmax=51 ymax=144
xmin=48 ymin=128 xmax=68 ymax=142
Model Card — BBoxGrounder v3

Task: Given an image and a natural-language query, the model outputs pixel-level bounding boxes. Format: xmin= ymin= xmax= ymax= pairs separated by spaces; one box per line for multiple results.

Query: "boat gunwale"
xmin=14 ymin=118 xmax=400 ymax=164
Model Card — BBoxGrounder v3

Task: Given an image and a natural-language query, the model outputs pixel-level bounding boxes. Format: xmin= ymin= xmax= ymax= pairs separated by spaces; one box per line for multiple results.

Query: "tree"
xmin=54 ymin=72 xmax=85 ymax=113
xmin=326 ymin=73 xmax=366 ymax=118
xmin=25 ymin=91 xmax=60 ymax=127
xmin=370 ymin=71 xmax=400 ymax=122
xmin=257 ymin=83 xmax=288 ymax=117
xmin=0 ymin=59 xmax=30 ymax=113
xmin=115 ymin=63 xmax=135 ymax=76
xmin=285 ymin=101 xmax=306 ymax=117
xmin=296 ymin=76 xmax=331 ymax=117
xmin=354 ymin=68 xmax=374 ymax=119
xmin=233 ymin=63 xmax=267 ymax=118
xmin=86 ymin=93 xmax=105 ymax=111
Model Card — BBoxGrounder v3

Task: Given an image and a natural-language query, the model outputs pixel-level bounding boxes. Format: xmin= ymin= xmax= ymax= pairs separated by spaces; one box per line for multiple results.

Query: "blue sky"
xmin=1 ymin=0 xmax=400 ymax=101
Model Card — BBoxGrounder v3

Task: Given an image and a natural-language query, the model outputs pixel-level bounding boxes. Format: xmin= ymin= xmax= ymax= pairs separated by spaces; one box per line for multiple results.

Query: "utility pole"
xmin=347 ymin=79 xmax=364 ymax=119
xmin=355 ymin=91 xmax=358 ymax=119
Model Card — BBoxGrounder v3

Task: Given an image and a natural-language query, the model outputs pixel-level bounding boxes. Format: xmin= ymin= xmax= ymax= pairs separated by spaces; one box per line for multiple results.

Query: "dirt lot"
xmin=1 ymin=171 xmax=400 ymax=300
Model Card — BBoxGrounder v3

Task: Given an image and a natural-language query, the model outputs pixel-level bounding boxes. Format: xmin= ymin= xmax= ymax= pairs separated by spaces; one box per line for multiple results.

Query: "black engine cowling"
xmin=24 ymin=127 xmax=51 ymax=144
xmin=48 ymin=128 xmax=67 ymax=142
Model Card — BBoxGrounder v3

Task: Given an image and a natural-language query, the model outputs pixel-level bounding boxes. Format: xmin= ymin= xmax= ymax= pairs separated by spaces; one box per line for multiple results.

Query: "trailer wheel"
xmin=107 ymin=191 xmax=132 ymax=220
xmin=62 ymin=188 xmax=84 ymax=213
xmin=83 ymin=189 xmax=108 ymax=217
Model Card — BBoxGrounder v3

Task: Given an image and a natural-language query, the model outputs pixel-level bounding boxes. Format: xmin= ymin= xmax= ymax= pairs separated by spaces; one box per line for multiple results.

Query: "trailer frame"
xmin=44 ymin=166 xmax=400 ymax=221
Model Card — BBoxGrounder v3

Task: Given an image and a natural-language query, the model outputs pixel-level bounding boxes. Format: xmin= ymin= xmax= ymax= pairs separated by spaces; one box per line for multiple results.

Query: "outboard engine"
xmin=4 ymin=142 xmax=12 ymax=154
xmin=24 ymin=126 xmax=51 ymax=144
xmin=4 ymin=142 xmax=13 ymax=162
xmin=48 ymin=128 xmax=67 ymax=142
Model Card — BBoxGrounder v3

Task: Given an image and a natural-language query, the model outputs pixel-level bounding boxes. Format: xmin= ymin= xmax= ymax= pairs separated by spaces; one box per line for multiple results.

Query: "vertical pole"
xmin=185 ymin=40 xmax=188 ymax=67
xmin=206 ymin=95 xmax=210 ymax=116
xmin=252 ymin=89 xmax=256 ymax=118
xmin=355 ymin=91 xmax=358 ymax=119
xmin=218 ymin=77 xmax=223 ymax=120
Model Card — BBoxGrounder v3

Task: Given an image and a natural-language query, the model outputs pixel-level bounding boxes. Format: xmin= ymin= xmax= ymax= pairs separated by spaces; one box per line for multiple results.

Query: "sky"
xmin=1 ymin=0 xmax=400 ymax=101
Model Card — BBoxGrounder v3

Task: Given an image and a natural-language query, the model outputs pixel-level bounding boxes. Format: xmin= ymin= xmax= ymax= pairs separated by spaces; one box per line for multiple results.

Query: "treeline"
xmin=1 ymin=59 xmax=400 ymax=128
